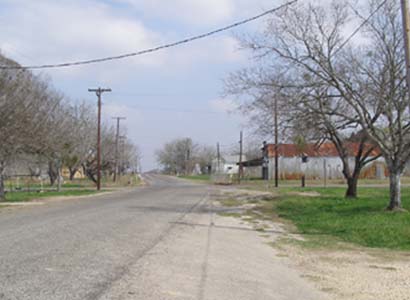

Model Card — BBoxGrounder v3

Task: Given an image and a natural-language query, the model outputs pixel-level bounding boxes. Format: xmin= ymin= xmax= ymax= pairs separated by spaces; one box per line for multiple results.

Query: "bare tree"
xmin=195 ymin=145 xmax=216 ymax=174
xmin=62 ymin=102 xmax=97 ymax=180
xmin=156 ymin=138 xmax=198 ymax=175
xmin=346 ymin=0 xmax=410 ymax=209
xmin=81 ymin=125 xmax=116 ymax=183
xmin=0 ymin=55 xmax=51 ymax=198
xmin=288 ymin=86 xmax=381 ymax=198
xmin=227 ymin=67 xmax=379 ymax=198
xmin=119 ymin=140 xmax=141 ymax=175
xmin=228 ymin=0 xmax=407 ymax=206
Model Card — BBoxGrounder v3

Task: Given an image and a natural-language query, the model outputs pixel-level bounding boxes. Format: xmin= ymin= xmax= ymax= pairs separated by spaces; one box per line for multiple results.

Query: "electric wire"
xmin=0 ymin=1 xmax=297 ymax=70
xmin=333 ymin=0 xmax=388 ymax=56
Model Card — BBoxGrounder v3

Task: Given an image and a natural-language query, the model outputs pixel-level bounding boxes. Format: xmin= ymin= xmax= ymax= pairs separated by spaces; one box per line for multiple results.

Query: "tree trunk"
xmin=69 ymin=167 xmax=78 ymax=181
xmin=387 ymin=170 xmax=402 ymax=211
xmin=345 ymin=176 xmax=359 ymax=198
xmin=0 ymin=162 xmax=5 ymax=201
xmin=48 ymin=161 xmax=58 ymax=186
xmin=82 ymin=164 xmax=97 ymax=183
xmin=57 ymin=167 xmax=62 ymax=192
xmin=0 ymin=173 xmax=5 ymax=202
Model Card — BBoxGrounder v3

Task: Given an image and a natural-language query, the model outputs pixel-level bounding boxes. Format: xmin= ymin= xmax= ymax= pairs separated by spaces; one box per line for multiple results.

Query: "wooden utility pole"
xmin=274 ymin=96 xmax=279 ymax=188
xmin=217 ymin=142 xmax=221 ymax=173
xmin=112 ymin=117 xmax=126 ymax=183
xmin=88 ymin=87 xmax=112 ymax=191
xmin=186 ymin=148 xmax=191 ymax=176
xmin=119 ymin=135 xmax=126 ymax=177
xmin=323 ymin=159 xmax=327 ymax=188
xmin=238 ymin=131 xmax=243 ymax=184
xmin=401 ymin=0 xmax=410 ymax=102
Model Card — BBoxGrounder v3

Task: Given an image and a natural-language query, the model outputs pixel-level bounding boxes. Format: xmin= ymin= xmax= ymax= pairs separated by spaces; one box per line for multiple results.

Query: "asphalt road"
xmin=0 ymin=174 xmax=326 ymax=300
xmin=0 ymin=175 xmax=210 ymax=300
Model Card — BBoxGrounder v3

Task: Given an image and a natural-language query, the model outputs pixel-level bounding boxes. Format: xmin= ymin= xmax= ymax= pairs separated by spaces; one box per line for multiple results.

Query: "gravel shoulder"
xmin=214 ymin=188 xmax=410 ymax=300
xmin=273 ymin=240 xmax=410 ymax=300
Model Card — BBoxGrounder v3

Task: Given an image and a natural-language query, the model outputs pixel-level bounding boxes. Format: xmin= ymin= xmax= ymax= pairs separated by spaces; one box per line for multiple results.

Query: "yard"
xmin=217 ymin=184 xmax=410 ymax=251
xmin=275 ymin=187 xmax=410 ymax=250
xmin=1 ymin=174 xmax=141 ymax=203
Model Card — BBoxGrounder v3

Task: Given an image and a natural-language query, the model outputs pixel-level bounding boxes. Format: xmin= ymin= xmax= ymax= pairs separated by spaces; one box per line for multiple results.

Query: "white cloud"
xmin=120 ymin=0 xmax=295 ymax=27
xmin=163 ymin=35 xmax=245 ymax=69
xmin=122 ymin=0 xmax=235 ymax=26
xmin=0 ymin=0 xmax=162 ymax=75
xmin=209 ymin=98 xmax=238 ymax=113
xmin=0 ymin=0 xmax=251 ymax=81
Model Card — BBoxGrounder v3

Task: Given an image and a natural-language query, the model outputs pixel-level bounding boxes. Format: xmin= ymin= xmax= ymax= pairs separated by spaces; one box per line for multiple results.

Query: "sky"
xmin=0 ymin=0 xmax=334 ymax=171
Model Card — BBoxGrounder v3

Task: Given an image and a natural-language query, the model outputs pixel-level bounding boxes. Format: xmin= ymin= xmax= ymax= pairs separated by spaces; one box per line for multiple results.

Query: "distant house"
xmin=61 ymin=167 xmax=86 ymax=180
xmin=241 ymin=142 xmax=386 ymax=180
xmin=212 ymin=155 xmax=247 ymax=175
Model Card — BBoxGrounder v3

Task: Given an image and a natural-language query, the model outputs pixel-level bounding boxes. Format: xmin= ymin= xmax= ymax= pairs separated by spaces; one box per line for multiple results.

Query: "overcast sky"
xmin=0 ymin=0 xmax=330 ymax=171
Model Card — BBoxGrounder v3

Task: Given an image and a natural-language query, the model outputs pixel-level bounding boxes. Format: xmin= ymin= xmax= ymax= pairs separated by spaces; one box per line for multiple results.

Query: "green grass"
xmin=4 ymin=189 xmax=99 ymax=203
xmin=238 ymin=177 xmax=410 ymax=191
xmin=276 ymin=187 xmax=410 ymax=250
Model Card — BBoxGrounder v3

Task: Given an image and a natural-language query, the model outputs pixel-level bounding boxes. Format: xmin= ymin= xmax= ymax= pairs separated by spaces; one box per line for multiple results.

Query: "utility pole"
xmin=274 ymin=96 xmax=279 ymax=188
xmin=119 ymin=136 xmax=126 ymax=178
xmin=217 ymin=142 xmax=221 ymax=173
xmin=238 ymin=131 xmax=243 ymax=184
xmin=88 ymin=87 xmax=112 ymax=191
xmin=186 ymin=148 xmax=191 ymax=176
xmin=401 ymin=0 xmax=410 ymax=102
xmin=112 ymin=117 xmax=126 ymax=183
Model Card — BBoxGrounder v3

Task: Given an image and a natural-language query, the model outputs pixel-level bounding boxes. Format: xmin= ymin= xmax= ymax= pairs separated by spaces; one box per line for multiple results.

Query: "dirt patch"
xmin=273 ymin=241 xmax=410 ymax=300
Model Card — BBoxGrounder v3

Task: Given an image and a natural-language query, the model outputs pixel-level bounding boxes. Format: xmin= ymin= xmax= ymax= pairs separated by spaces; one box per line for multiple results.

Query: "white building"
xmin=212 ymin=155 xmax=247 ymax=175
xmin=241 ymin=143 xmax=386 ymax=180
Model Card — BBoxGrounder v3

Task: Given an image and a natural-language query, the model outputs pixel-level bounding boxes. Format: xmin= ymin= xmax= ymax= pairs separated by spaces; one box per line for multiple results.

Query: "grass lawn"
xmin=4 ymin=189 xmax=99 ymax=203
xmin=6 ymin=175 xmax=141 ymax=192
xmin=238 ymin=177 xmax=410 ymax=191
xmin=275 ymin=187 xmax=410 ymax=250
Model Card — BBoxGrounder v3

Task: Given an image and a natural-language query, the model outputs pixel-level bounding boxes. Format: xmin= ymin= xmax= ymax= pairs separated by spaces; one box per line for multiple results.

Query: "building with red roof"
xmin=241 ymin=142 xmax=386 ymax=180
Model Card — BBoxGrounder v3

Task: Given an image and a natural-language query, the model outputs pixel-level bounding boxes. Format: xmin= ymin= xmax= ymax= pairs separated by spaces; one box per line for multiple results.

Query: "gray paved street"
xmin=0 ymin=175 xmax=209 ymax=299
xmin=0 ymin=175 xmax=325 ymax=300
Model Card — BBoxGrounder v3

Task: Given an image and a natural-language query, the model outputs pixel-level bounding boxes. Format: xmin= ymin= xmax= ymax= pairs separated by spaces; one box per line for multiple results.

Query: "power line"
xmin=0 ymin=1 xmax=297 ymax=70
xmin=334 ymin=0 xmax=388 ymax=56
